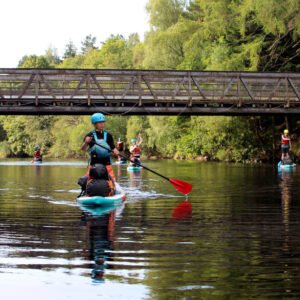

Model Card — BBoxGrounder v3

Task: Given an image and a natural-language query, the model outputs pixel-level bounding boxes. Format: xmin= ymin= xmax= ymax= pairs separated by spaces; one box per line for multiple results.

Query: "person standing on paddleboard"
xmin=81 ymin=113 xmax=119 ymax=181
xmin=116 ymin=138 xmax=126 ymax=163
xmin=129 ymin=134 xmax=143 ymax=166
xmin=281 ymin=129 xmax=291 ymax=161
xmin=32 ymin=145 xmax=42 ymax=162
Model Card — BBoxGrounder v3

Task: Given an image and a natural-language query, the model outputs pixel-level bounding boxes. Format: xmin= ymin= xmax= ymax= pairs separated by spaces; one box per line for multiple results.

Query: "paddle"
xmin=93 ymin=142 xmax=193 ymax=195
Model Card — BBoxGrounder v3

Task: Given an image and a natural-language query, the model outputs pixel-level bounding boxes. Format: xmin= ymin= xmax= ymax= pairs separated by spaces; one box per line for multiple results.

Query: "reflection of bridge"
xmin=0 ymin=68 xmax=299 ymax=115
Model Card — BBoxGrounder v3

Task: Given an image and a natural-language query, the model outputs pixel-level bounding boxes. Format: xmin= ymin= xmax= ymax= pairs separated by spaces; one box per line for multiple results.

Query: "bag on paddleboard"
xmin=86 ymin=179 xmax=111 ymax=197
xmin=78 ymin=164 xmax=115 ymax=197
xmin=78 ymin=176 xmax=88 ymax=190
xmin=89 ymin=164 xmax=109 ymax=180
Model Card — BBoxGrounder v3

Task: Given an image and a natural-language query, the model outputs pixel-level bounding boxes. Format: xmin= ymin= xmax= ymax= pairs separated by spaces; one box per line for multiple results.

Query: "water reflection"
xmin=128 ymin=169 xmax=142 ymax=190
xmin=2 ymin=161 xmax=300 ymax=299
xmin=33 ymin=164 xmax=41 ymax=176
xmin=278 ymin=170 xmax=294 ymax=253
xmin=169 ymin=200 xmax=192 ymax=223
xmin=80 ymin=207 xmax=117 ymax=283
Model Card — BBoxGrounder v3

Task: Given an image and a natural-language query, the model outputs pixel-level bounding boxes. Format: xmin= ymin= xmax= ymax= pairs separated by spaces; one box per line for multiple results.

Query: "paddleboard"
xmin=78 ymin=203 xmax=120 ymax=216
xmin=278 ymin=161 xmax=296 ymax=171
xmin=127 ymin=165 xmax=142 ymax=172
xmin=77 ymin=182 xmax=126 ymax=206
xmin=32 ymin=160 xmax=42 ymax=165
xmin=115 ymin=160 xmax=127 ymax=165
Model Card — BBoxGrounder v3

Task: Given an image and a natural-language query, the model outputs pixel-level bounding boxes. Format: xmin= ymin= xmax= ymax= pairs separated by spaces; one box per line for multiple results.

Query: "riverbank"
xmin=7 ymin=152 xmax=296 ymax=165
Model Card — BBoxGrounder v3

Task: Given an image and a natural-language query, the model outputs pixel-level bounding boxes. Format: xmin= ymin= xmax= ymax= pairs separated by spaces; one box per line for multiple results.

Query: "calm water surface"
xmin=1 ymin=159 xmax=300 ymax=299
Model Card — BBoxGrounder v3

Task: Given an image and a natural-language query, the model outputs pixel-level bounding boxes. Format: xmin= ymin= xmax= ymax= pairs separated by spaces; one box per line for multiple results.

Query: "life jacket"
xmin=281 ymin=134 xmax=290 ymax=145
xmin=131 ymin=145 xmax=141 ymax=158
xmin=89 ymin=130 xmax=111 ymax=160
xmin=34 ymin=149 xmax=41 ymax=158
xmin=117 ymin=141 xmax=124 ymax=151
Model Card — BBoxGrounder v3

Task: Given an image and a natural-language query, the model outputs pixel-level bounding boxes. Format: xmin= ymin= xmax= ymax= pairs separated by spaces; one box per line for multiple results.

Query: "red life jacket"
xmin=117 ymin=141 xmax=124 ymax=151
xmin=131 ymin=146 xmax=141 ymax=157
xmin=281 ymin=135 xmax=290 ymax=145
xmin=34 ymin=150 xmax=41 ymax=158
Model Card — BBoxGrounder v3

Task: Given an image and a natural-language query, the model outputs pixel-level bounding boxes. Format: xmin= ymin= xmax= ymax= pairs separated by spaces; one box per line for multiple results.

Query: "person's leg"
xmin=106 ymin=165 xmax=116 ymax=182
xmin=281 ymin=145 xmax=286 ymax=160
xmin=85 ymin=165 xmax=91 ymax=177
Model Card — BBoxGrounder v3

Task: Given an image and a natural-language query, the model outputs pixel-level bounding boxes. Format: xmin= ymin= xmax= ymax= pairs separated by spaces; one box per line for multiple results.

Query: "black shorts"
xmin=281 ymin=144 xmax=290 ymax=153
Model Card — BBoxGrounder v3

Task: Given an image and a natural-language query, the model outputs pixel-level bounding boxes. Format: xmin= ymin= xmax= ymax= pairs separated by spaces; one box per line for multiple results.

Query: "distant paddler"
xmin=32 ymin=145 xmax=42 ymax=163
xmin=129 ymin=134 xmax=143 ymax=166
xmin=116 ymin=138 xmax=127 ymax=164
xmin=81 ymin=113 xmax=119 ymax=181
xmin=281 ymin=129 xmax=292 ymax=163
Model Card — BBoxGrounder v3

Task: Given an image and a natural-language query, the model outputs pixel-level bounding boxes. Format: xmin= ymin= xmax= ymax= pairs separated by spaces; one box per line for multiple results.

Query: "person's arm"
xmin=129 ymin=145 xmax=136 ymax=153
xmin=107 ymin=133 xmax=119 ymax=156
xmin=82 ymin=136 xmax=92 ymax=151
xmin=113 ymin=148 xmax=119 ymax=156
xmin=289 ymin=136 xmax=292 ymax=150
xmin=137 ymin=134 xmax=143 ymax=146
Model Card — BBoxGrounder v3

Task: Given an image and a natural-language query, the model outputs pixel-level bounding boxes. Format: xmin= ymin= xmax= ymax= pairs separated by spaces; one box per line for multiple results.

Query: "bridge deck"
xmin=0 ymin=68 xmax=299 ymax=115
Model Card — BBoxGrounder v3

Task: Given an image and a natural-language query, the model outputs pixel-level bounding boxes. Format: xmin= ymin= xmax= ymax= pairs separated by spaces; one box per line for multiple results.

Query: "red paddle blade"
xmin=169 ymin=178 xmax=193 ymax=195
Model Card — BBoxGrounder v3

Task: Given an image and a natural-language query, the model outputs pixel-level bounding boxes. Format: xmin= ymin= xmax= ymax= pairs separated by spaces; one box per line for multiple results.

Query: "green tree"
xmin=63 ymin=41 xmax=77 ymax=59
xmin=81 ymin=34 xmax=97 ymax=54
xmin=45 ymin=46 xmax=61 ymax=66
xmin=146 ymin=0 xmax=186 ymax=30
xmin=18 ymin=55 xmax=51 ymax=68
xmin=98 ymin=35 xmax=134 ymax=69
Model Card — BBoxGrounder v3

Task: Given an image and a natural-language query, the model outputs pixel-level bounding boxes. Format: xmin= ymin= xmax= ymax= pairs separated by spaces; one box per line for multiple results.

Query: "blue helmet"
xmin=91 ymin=113 xmax=106 ymax=124
xmin=131 ymin=138 xmax=137 ymax=143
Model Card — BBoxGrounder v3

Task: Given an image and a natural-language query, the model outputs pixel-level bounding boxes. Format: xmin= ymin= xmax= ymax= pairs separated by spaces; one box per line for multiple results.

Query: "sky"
xmin=0 ymin=0 xmax=149 ymax=67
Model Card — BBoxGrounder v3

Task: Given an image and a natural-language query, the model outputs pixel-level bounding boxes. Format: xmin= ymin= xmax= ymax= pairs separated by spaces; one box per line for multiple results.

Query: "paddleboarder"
xmin=281 ymin=129 xmax=291 ymax=162
xmin=32 ymin=145 xmax=42 ymax=162
xmin=81 ymin=113 xmax=119 ymax=181
xmin=129 ymin=134 xmax=143 ymax=166
xmin=116 ymin=138 xmax=126 ymax=164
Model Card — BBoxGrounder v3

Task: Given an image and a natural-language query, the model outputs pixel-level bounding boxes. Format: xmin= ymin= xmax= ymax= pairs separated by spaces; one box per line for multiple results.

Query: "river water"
xmin=0 ymin=160 xmax=300 ymax=299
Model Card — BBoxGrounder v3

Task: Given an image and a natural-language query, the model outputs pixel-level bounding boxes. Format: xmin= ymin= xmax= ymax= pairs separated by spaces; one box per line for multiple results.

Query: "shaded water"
xmin=1 ymin=160 xmax=300 ymax=299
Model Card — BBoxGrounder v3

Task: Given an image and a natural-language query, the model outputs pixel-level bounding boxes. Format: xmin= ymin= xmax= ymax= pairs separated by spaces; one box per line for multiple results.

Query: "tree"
xmin=18 ymin=55 xmax=51 ymax=68
xmin=146 ymin=0 xmax=186 ymax=30
xmin=81 ymin=34 xmax=97 ymax=54
xmin=45 ymin=46 xmax=61 ymax=66
xmin=97 ymin=35 xmax=134 ymax=69
xmin=63 ymin=41 xmax=77 ymax=59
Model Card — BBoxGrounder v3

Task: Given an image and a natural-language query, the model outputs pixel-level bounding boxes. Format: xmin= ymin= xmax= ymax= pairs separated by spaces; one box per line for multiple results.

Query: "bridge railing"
xmin=0 ymin=69 xmax=299 ymax=114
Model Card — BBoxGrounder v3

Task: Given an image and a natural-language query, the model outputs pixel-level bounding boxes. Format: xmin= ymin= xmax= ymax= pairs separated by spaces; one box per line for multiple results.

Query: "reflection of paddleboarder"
xmin=81 ymin=210 xmax=116 ymax=282
xmin=128 ymin=168 xmax=142 ymax=189
xmin=279 ymin=171 xmax=293 ymax=252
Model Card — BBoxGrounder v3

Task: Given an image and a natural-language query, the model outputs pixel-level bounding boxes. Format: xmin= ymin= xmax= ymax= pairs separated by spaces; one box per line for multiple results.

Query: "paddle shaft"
xmin=94 ymin=142 xmax=170 ymax=181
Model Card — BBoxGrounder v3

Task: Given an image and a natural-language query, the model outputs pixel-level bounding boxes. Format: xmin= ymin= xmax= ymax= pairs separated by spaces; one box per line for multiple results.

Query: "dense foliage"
xmin=1 ymin=0 xmax=300 ymax=162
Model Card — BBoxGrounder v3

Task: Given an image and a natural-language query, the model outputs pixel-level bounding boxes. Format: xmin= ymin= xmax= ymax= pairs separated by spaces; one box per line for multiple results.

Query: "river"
xmin=0 ymin=160 xmax=300 ymax=299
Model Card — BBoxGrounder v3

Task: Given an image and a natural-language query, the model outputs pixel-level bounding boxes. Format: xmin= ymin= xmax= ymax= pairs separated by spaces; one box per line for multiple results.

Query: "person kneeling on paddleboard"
xmin=81 ymin=113 xmax=119 ymax=181
xmin=129 ymin=134 xmax=143 ymax=166
xmin=281 ymin=129 xmax=291 ymax=162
